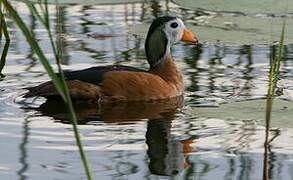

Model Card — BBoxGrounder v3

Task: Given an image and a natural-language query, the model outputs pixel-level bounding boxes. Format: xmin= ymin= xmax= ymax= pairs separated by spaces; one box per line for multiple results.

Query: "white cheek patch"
xmin=164 ymin=18 xmax=186 ymax=44
xmin=177 ymin=18 xmax=185 ymax=28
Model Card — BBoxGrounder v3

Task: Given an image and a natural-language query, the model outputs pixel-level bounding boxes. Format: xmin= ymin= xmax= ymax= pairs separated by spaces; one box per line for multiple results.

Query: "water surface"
xmin=1 ymin=1 xmax=293 ymax=179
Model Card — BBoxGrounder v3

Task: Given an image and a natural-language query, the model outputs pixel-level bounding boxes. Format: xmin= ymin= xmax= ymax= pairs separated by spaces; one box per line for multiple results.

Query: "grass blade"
xmin=265 ymin=19 xmax=286 ymax=139
xmin=0 ymin=6 xmax=10 ymax=78
xmin=24 ymin=1 xmax=46 ymax=25
xmin=0 ymin=4 xmax=3 ymax=41
xmin=263 ymin=19 xmax=286 ymax=180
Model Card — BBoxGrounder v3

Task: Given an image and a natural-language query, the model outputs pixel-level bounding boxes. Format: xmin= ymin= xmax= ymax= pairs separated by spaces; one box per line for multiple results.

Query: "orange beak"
xmin=181 ymin=28 xmax=198 ymax=44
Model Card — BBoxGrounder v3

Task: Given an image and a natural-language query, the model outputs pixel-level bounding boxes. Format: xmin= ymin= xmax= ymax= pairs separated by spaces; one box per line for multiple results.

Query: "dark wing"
xmin=24 ymin=65 xmax=146 ymax=100
xmin=23 ymin=80 xmax=101 ymax=101
xmin=59 ymin=65 xmax=146 ymax=85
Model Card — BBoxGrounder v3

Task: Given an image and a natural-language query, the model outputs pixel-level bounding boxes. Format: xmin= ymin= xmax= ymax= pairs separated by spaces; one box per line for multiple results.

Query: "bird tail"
xmin=23 ymin=80 xmax=101 ymax=101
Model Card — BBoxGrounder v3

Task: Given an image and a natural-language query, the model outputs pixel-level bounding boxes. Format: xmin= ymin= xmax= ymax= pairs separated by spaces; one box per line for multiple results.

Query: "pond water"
xmin=1 ymin=1 xmax=293 ymax=179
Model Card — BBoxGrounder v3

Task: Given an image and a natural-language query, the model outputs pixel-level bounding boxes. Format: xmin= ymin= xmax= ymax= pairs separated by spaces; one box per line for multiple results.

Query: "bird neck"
xmin=145 ymin=28 xmax=171 ymax=69
xmin=150 ymin=55 xmax=183 ymax=84
xmin=149 ymin=43 xmax=171 ymax=69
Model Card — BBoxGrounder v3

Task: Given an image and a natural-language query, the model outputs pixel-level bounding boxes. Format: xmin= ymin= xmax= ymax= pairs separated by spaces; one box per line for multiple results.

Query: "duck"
xmin=24 ymin=16 xmax=198 ymax=102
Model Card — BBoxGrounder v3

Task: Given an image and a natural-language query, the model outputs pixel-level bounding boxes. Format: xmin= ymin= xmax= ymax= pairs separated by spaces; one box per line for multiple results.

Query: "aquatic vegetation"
xmin=0 ymin=4 xmax=9 ymax=80
xmin=265 ymin=20 xmax=286 ymax=142
xmin=263 ymin=19 xmax=286 ymax=180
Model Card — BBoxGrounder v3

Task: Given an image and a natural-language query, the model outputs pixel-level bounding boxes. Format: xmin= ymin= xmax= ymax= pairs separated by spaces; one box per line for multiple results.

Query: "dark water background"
xmin=1 ymin=1 xmax=293 ymax=179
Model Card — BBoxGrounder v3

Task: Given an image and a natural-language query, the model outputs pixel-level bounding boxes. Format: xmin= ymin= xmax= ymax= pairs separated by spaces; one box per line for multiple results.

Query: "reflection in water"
xmin=25 ymin=13 xmax=37 ymax=72
xmin=37 ymin=96 xmax=183 ymax=123
xmin=17 ymin=117 xmax=30 ymax=180
xmin=263 ymin=128 xmax=281 ymax=180
xmin=34 ymin=96 xmax=195 ymax=176
xmin=56 ymin=5 xmax=70 ymax=65
xmin=146 ymin=119 xmax=194 ymax=176
xmin=146 ymin=119 xmax=174 ymax=176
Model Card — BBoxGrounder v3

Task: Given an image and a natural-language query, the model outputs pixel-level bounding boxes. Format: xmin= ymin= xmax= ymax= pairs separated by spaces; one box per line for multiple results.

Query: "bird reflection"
xmin=37 ymin=96 xmax=183 ymax=123
xmin=146 ymin=119 xmax=193 ymax=176
xmin=35 ymin=96 xmax=194 ymax=176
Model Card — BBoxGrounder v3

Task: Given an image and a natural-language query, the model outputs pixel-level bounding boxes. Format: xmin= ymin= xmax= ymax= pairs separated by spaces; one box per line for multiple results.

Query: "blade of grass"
xmin=265 ymin=19 xmax=286 ymax=141
xmin=1 ymin=1 xmax=93 ymax=179
xmin=0 ymin=6 xmax=10 ymax=78
xmin=0 ymin=40 xmax=9 ymax=79
xmin=263 ymin=19 xmax=286 ymax=180
xmin=25 ymin=0 xmax=62 ymax=65
xmin=52 ymin=1 xmax=94 ymax=179
xmin=24 ymin=1 xmax=46 ymax=25
xmin=0 ymin=4 xmax=3 ymax=41
xmin=274 ymin=20 xmax=286 ymax=88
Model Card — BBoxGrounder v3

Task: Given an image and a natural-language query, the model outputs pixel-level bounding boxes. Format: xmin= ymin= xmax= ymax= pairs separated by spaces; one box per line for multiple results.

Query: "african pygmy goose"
xmin=24 ymin=16 xmax=198 ymax=102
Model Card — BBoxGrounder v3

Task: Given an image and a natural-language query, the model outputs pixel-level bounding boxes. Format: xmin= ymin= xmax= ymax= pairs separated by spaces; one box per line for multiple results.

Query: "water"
xmin=1 ymin=1 xmax=293 ymax=179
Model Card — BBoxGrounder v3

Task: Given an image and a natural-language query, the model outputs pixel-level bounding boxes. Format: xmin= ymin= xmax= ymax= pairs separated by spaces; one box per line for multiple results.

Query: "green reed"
xmin=265 ymin=20 xmax=286 ymax=142
xmin=1 ymin=1 xmax=93 ymax=179
xmin=263 ymin=20 xmax=286 ymax=180
xmin=0 ymin=3 xmax=10 ymax=79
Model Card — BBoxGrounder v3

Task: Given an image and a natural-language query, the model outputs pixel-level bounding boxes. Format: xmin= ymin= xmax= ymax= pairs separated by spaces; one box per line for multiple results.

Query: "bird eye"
xmin=170 ymin=22 xmax=178 ymax=28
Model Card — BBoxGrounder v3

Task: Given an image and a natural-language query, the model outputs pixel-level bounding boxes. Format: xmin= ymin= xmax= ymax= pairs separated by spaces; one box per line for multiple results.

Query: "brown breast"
xmin=100 ymin=56 xmax=183 ymax=101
